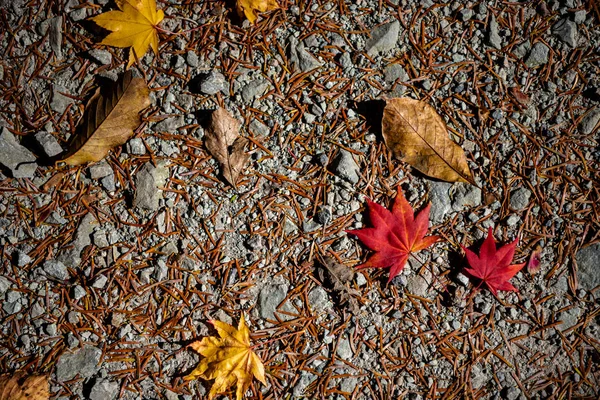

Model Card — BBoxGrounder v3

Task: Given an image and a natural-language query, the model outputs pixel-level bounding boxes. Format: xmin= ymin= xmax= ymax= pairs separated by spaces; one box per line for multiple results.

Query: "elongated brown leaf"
xmin=382 ymin=97 xmax=474 ymax=183
xmin=59 ymin=71 xmax=150 ymax=165
xmin=316 ymin=256 xmax=360 ymax=313
xmin=0 ymin=373 xmax=49 ymax=400
xmin=205 ymin=108 xmax=250 ymax=187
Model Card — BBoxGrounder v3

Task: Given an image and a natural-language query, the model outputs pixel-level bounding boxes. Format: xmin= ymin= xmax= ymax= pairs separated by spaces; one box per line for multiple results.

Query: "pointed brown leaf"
xmin=58 ymin=71 xmax=150 ymax=165
xmin=0 ymin=372 xmax=49 ymax=400
xmin=382 ymin=97 xmax=474 ymax=183
xmin=205 ymin=108 xmax=250 ymax=187
xmin=316 ymin=256 xmax=360 ymax=313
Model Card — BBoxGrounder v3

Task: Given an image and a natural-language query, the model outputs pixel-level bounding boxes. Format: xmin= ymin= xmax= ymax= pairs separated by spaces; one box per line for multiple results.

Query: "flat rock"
xmin=241 ymin=79 xmax=270 ymax=103
xmin=51 ymin=85 xmax=71 ymax=114
xmin=330 ymin=149 xmax=359 ymax=184
xmin=42 ymin=260 xmax=69 ymax=280
xmin=579 ymin=108 xmax=600 ymax=134
xmin=552 ymin=18 xmax=578 ymax=47
xmin=510 ymin=187 xmax=532 ymax=210
xmin=34 ymin=131 xmax=63 ymax=157
xmin=134 ymin=162 xmax=169 ymax=211
xmin=384 ymin=63 xmax=409 ymax=84
xmin=55 ymin=345 xmax=102 ymax=381
xmin=0 ymin=127 xmax=37 ymax=178
xmin=196 ymin=70 xmax=227 ymax=95
xmin=258 ymin=284 xmax=289 ymax=320
xmin=524 ymin=42 xmax=549 ymax=68
xmin=88 ymin=48 xmax=112 ymax=65
xmin=366 ymin=21 xmax=400 ymax=56
xmin=59 ymin=213 xmax=97 ymax=268
xmin=428 ymin=181 xmax=453 ymax=223
xmin=88 ymin=160 xmax=112 ymax=180
xmin=89 ymin=379 xmax=119 ymax=400
xmin=487 ymin=15 xmax=502 ymax=49
xmin=289 ymin=36 xmax=322 ymax=72
xmin=451 ymin=183 xmax=482 ymax=211
xmin=576 ymin=243 xmax=600 ymax=291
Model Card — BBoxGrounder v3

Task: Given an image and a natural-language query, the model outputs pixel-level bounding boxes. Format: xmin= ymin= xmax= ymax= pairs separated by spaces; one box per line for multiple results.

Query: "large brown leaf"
xmin=205 ymin=108 xmax=250 ymax=187
xmin=59 ymin=71 xmax=150 ymax=165
xmin=0 ymin=373 xmax=49 ymax=400
xmin=382 ymin=97 xmax=473 ymax=183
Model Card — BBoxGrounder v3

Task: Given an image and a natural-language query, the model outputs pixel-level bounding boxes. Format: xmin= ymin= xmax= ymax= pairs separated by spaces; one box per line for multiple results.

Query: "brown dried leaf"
xmin=205 ymin=108 xmax=250 ymax=187
xmin=0 ymin=372 xmax=49 ymax=400
xmin=58 ymin=71 xmax=150 ymax=165
xmin=382 ymin=97 xmax=474 ymax=184
xmin=316 ymin=256 xmax=360 ymax=313
xmin=510 ymin=87 xmax=530 ymax=106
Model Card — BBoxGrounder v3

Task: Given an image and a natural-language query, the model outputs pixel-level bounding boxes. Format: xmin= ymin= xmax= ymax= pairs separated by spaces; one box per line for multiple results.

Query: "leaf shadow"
xmin=350 ymin=99 xmax=385 ymax=140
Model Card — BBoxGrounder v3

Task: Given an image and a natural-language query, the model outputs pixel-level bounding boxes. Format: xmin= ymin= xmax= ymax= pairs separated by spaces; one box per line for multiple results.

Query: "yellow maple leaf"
xmin=91 ymin=0 xmax=164 ymax=68
xmin=236 ymin=0 xmax=279 ymax=24
xmin=185 ymin=316 xmax=266 ymax=400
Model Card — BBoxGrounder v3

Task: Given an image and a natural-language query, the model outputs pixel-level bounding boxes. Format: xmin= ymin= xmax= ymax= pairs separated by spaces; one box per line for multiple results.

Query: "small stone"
xmin=460 ymin=8 xmax=473 ymax=21
xmin=451 ymin=183 xmax=482 ymax=211
xmin=45 ymin=323 xmax=58 ymax=336
xmin=365 ymin=21 xmax=400 ymax=56
xmin=88 ymin=49 xmax=112 ymax=65
xmin=155 ymin=116 xmax=184 ymax=132
xmin=249 ymin=120 xmax=269 ymax=136
xmin=66 ymin=332 xmax=78 ymax=348
xmin=40 ymin=17 xmax=63 ymax=58
xmin=51 ymin=85 xmax=72 ymax=114
xmin=101 ymin=174 xmax=116 ymax=192
xmin=153 ymin=258 xmax=169 ymax=281
xmin=456 ymin=272 xmax=470 ymax=287
xmin=88 ymin=160 xmax=112 ymax=180
xmin=573 ymin=10 xmax=586 ymax=24
xmin=552 ymin=18 xmax=578 ymax=47
xmin=0 ymin=276 xmax=11 ymax=295
xmin=89 ymin=379 xmax=119 ymax=400
xmin=384 ymin=63 xmax=409 ymax=84
xmin=406 ymin=270 xmax=432 ymax=297
xmin=339 ymin=52 xmax=353 ymax=72
xmin=42 ymin=260 xmax=69 ymax=280
xmin=487 ymin=15 xmax=502 ymax=49
xmin=330 ymin=149 xmax=359 ymax=184
xmin=0 ymin=127 xmax=37 ymax=178
xmin=506 ymin=215 xmax=521 ymax=226
xmin=14 ymin=251 xmax=32 ymax=267
xmin=576 ymin=243 xmax=600 ymax=291
xmin=579 ymin=109 xmax=600 ymax=134
xmin=73 ymin=285 xmax=86 ymax=300
xmin=524 ymin=42 xmax=549 ymax=68
xmin=336 ymin=337 xmax=353 ymax=360
xmin=315 ymin=205 xmax=332 ymax=225
xmin=127 ymin=138 xmax=146 ymax=155
xmin=356 ymin=273 xmax=367 ymax=286
xmin=34 ymin=131 xmax=63 ymax=157
xmin=510 ymin=187 xmax=532 ymax=210
xmin=245 ymin=236 xmax=264 ymax=251
xmin=196 ymin=70 xmax=227 ymax=95
xmin=3 ymin=302 xmax=21 ymax=314
xmin=92 ymin=274 xmax=108 ymax=289
xmin=134 ymin=162 xmax=169 ymax=211
xmin=315 ymin=152 xmax=328 ymax=167
xmin=93 ymin=230 xmax=109 ymax=248
xmin=559 ymin=307 xmax=581 ymax=331
xmin=55 ymin=345 xmax=102 ymax=381
xmin=289 ymin=37 xmax=322 ymax=72
xmin=67 ymin=311 xmax=79 ymax=324
xmin=241 ymin=79 xmax=270 ymax=103
xmin=428 ymin=181 xmax=453 ymax=223
xmin=258 ymin=284 xmax=288 ymax=320
xmin=513 ymin=41 xmax=531 ymax=58
xmin=186 ymin=51 xmax=199 ymax=67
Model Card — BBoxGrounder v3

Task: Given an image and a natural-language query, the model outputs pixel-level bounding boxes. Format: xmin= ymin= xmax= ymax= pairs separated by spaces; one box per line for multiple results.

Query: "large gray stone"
xmin=34 ymin=131 xmax=63 ymax=157
xmin=241 ymin=79 xmax=270 ymax=103
xmin=258 ymin=284 xmax=288 ymax=320
xmin=42 ymin=260 xmax=69 ymax=280
xmin=366 ymin=21 xmax=400 ymax=56
xmin=487 ymin=15 xmax=502 ymax=49
xmin=330 ymin=149 xmax=359 ymax=184
xmin=428 ymin=181 xmax=453 ymax=223
xmin=552 ymin=18 xmax=578 ymax=47
xmin=134 ymin=162 xmax=169 ymax=211
xmin=289 ymin=37 xmax=322 ymax=72
xmin=576 ymin=243 xmax=600 ymax=291
xmin=524 ymin=42 xmax=549 ymax=68
xmin=510 ymin=187 xmax=532 ymax=210
xmin=89 ymin=379 xmax=119 ymax=400
xmin=579 ymin=108 xmax=600 ymax=134
xmin=0 ymin=127 xmax=37 ymax=178
xmin=197 ymin=70 xmax=227 ymax=95
xmin=55 ymin=345 xmax=102 ymax=381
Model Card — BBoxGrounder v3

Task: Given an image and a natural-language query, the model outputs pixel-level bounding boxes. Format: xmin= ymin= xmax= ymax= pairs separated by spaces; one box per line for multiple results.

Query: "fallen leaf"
xmin=0 ymin=372 xmax=49 ymax=400
xmin=185 ymin=316 xmax=266 ymax=400
xmin=462 ymin=227 xmax=526 ymax=296
xmin=527 ymin=245 xmax=542 ymax=274
xmin=236 ymin=0 xmax=279 ymax=24
xmin=205 ymin=108 xmax=250 ymax=187
xmin=91 ymin=0 xmax=164 ymax=68
xmin=382 ymin=97 xmax=474 ymax=183
xmin=347 ymin=189 xmax=440 ymax=283
xmin=58 ymin=71 xmax=150 ymax=166
xmin=315 ymin=256 xmax=360 ymax=313
xmin=509 ymin=87 xmax=530 ymax=106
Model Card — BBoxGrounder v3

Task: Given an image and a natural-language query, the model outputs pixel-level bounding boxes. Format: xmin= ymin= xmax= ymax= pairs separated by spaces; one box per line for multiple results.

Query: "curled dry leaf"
xmin=0 ymin=372 xmax=49 ymax=400
xmin=316 ymin=256 xmax=360 ymax=314
xmin=382 ymin=97 xmax=474 ymax=184
xmin=527 ymin=245 xmax=542 ymax=274
xmin=236 ymin=0 xmax=279 ymax=24
xmin=58 ymin=71 xmax=150 ymax=166
xmin=205 ymin=108 xmax=250 ymax=187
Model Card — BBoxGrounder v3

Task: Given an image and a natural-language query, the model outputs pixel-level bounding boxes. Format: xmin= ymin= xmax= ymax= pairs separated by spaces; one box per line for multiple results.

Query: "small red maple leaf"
xmin=462 ymin=227 xmax=526 ymax=295
xmin=347 ymin=190 xmax=440 ymax=283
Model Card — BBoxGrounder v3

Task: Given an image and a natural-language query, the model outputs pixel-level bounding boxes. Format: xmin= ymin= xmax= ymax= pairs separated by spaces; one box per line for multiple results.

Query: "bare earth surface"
xmin=0 ymin=0 xmax=599 ymax=399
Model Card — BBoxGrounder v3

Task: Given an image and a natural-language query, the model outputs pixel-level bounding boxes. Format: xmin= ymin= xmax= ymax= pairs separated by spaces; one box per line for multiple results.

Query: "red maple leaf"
xmin=462 ymin=227 xmax=526 ymax=295
xmin=347 ymin=190 xmax=440 ymax=283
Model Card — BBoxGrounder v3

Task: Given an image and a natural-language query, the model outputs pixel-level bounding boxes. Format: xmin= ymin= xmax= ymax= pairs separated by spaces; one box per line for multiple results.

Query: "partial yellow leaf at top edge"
xmin=0 ymin=373 xmax=49 ymax=400
xmin=184 ymin=315 xmax=266 ymax=400
xmin=236 ymin=0 xmax=279 ymax=24
xmin=90 ymin=0 xmax=164 ymax=68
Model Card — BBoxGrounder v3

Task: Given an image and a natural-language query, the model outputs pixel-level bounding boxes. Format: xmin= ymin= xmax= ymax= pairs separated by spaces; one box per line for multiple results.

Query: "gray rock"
xmin=127 ymin=138 xmax=146 ymax=155
xmin=384 ymin=63 xmax=408 ymax=84
xmin=0 ymin=127 xmax=37 ymax=178
xmin=366 ymin=21 xmax=400 ymax=56
xmin=460 ymin=8 xmax=473 ymax=21
xmin=487 ymin=15 xmax=502 ymax=49
xmin=339 ymin=52 xmax=353 ymax=72
xmin=66 ymin=332 xmax=79 ymax=348
xmin=406 ymin=270 xmax=432 ymax=297
xmin=88 ymin=160 xmax=112 ymax=180
xmin=559 ymin=307 xmax=581 ymax=331
xmin=451 ymin=183 xmax=482 ymax=211
xmin=89 ymin=379 xmax=119 ymax=400
xmin=289 ymin=37 xmax=322 ymax=72
xmin=55 ymin=345 xmax=102 ymax=381
xmin=73 ymin=285 xmax=86 ymax=300
xmin=40 ymin=17 xmax=63 ymax=58
xmin=336 ymin=337 xmax=353 ymax=360
xmin=51 ymin=85 xmax=71 ymax=114
xmin=315 ymin=205 xmax=332 ymax=225
xmin=198 ymin=70 xmax=227 ymax=95
xmin=186 ymin=51 xmax=199 ymax=67
xmin=552 ymin=18 xmax=578 ymax=47
xmin=574 ymin=10 xmax=587 ymax=24
xmin=60 ymin=213 xmax=96 ymax=268
xmin=576 ymin=243 xmax=600 ymax=291
xmin=88 ymin=49 xmax=112 ymax=65
xmin=14 ymin=251 xmax=32 ymax=267
xmin=330 ymin=149 xmax=359 ymax=184
xmin=34 ymin=131 xmax=63 ymax=157
xmin=510 ymin=187 xmax=532 ymax=210
xmin=513 ymin=41 xmax=531 ymax=58
xmin=524 ymin=42 xmax=549 ymax=68
xmin=0 ymin=276 xmax=12 ymax=295
xmin=241 ymin=79 xmax=270 ymax=103
xmin=249 ymin=120 xmax=269 ymax=136
xmin=101 ymin=174 xmax=116 ymax=192
xmin=93 ymin=230 xmax=109 ymax=247
xmin=134 ymin=162 xmax=169 ymax=211
xmin=428 ymin=181 xmax=453 ymax=223
xmin=92 ymin=274 xmax=108 ymax=289
xmin=293 ymin=372 xmax=317 ymax=397
xmin=3 ymin=302 xmax=21 ymax=314
xmin=155 ymin=115 xmax=184 ymax=132
xmin=506 ymin=215 xmax=521 ymax=226
xmin=579 ymin=109 xmax=600 ymax=134
xmin=42 ymin=260 xmax=69 ymax=280
xmin=258 ymin=284 xmax=288 ymax=320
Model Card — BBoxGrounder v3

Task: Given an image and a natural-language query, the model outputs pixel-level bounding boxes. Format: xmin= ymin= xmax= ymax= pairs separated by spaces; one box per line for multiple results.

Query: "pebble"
xmin=241 ymin=79 xmax=270 ymax=103
xmin=88 ymin=48 xmax=112 ymax=65
xmin=315 ymin=205 xmax=332 ymax=225
xmin=428 ymin=181 xmax=453 ymax=223
xmin=552 ymin=18 xmax=578 ymax=47
xmin=366 ymin=20 xmax=400 ymax=56
xmin=40 ymin=16 xmax=62 ymax=58
xmin=573 ymin=10 xmax=587 ymax=24
xmin=134 ymin=162 xmax=169 ymax=211
xmin=487 ymin=15 xmax=502 ymax=49
xmin=510 ymin=187 xmax=532 ymax=210
xmin=336 ymin=337 xmax=353 ymax=360
xmin=578 ymin=108 xmax=600 ymax=134
xmin=73 ymin=285 xmax=86 ymax=300
xmin=14 ymin=251 xmax=32 ymax=267
xmin=460 ymin=8 xmax=473 ymax=21
xmin=559 ymin=307 xmax=581 ymax=331
xmin=34 ymin=131 xmax=63 ymax=157
xmin=196 ymin=70 xmax=227 ymax=95
xmin=186 ymin=50 xmax=199 ymax=67
xmin=575 ymin=243 xmax=600 ymax=291
xmin=258 ymin=284 xmax=288 ymax=320
xmin=289 ymin=37 xmax=322 ymax=72
xmin=384 ymin=63 xmax=409 ymax=84
xmin=127 ymin=137 xmax=146 ymax=155
xmin=330 ymin=149 xmax=359 ymax=184
xmin=524 ymin=42 xmax=549 ymax=68
xmin=451 ymin=184 xmax=482 ymax=210
xmin=88 ymin=160 xmax=112 ymax=180
xmin=0 ymin=127 xmax=37 ymax=178
xmin=92 ymin=274 xmax=108 ymax=289
xmin=50 ymin=85 xmax=72 ymax=114
xmin=89 ymin=379 xmax=120 ymax=400
xmin=506 ymin=215 xmax=521 ymax=226
xmin=42 ymin=260 xmax=69 ymax=280
xmin=55 ymin=345 xmax=102 ymax=381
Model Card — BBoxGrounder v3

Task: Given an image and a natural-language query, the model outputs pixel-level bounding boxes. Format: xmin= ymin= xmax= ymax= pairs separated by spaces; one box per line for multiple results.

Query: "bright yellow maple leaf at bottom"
xmin=236 ymin=0 xmax=279 ymax=24
xmin=185 ymin=316 xmax=267 ymax=400
xmin=91 ymin=0 xmax=164 ymax=68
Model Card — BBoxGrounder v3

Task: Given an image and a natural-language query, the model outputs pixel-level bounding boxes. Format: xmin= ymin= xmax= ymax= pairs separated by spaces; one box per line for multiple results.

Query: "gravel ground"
xmin=0 ymin=0 xmax=599 ymax=399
